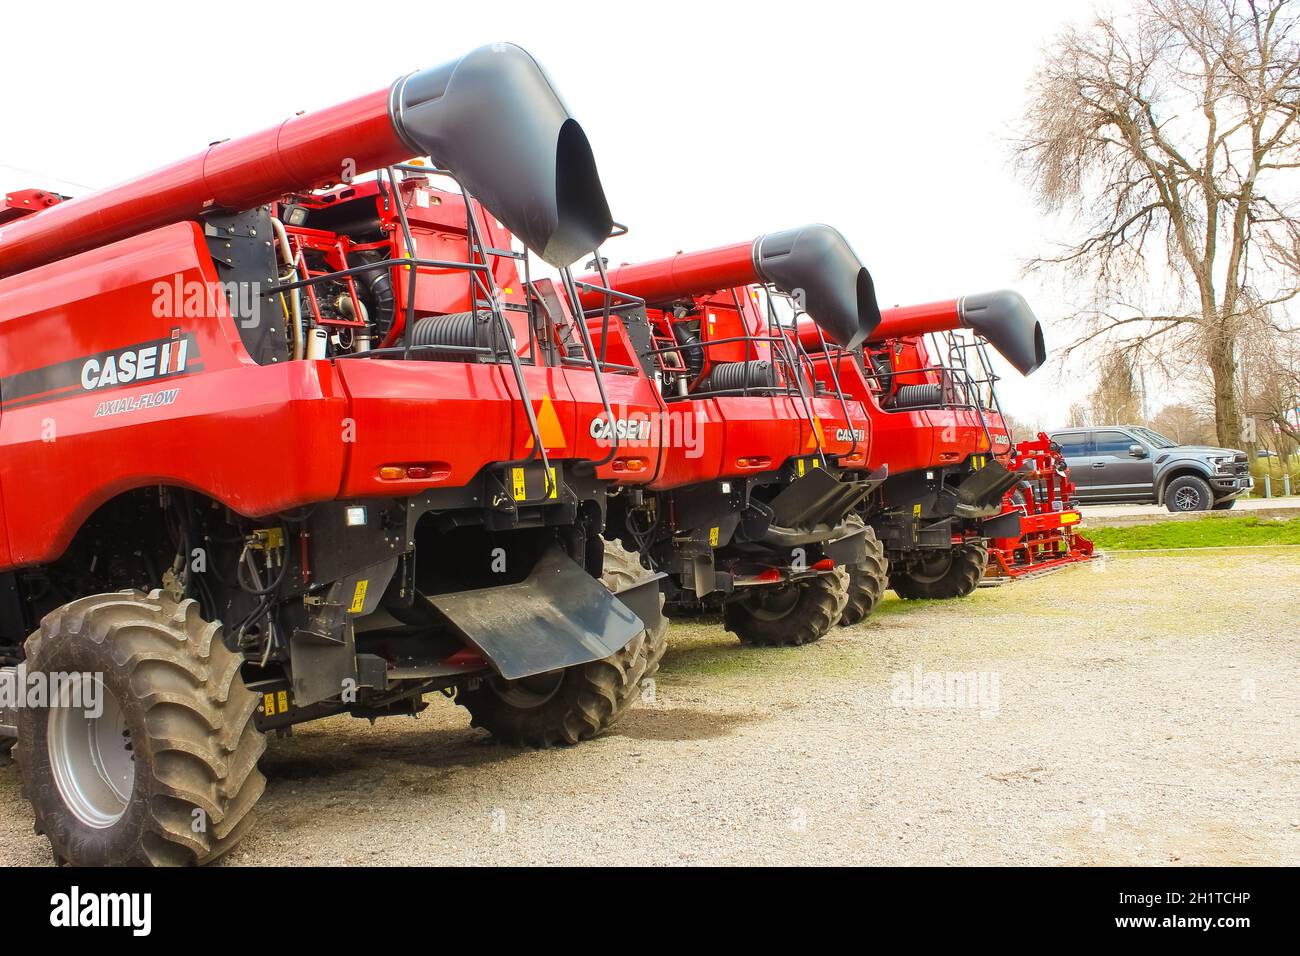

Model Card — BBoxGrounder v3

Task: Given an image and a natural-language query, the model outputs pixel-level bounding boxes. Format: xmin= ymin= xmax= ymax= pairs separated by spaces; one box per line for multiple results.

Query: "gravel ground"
xmin=2 ymin=548 xmax=1297 ymax=866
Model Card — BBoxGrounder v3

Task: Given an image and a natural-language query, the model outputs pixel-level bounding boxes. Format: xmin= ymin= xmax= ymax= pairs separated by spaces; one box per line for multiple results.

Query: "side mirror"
xmin=1129 ymin=444 xmax=1148 ymax=458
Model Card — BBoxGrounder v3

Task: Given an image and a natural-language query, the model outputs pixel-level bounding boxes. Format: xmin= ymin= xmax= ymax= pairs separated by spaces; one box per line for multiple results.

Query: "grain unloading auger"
xmin=0 ymin=44 xmax=669 ymax=867
xmin=795 ymin=290 xmax=1048 ymax=615
xmin=577 ymin=225 xmax=889 ymax=647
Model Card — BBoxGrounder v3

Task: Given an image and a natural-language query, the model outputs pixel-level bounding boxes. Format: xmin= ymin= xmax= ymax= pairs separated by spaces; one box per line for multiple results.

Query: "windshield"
xmin=1132 ymin=426 xmax=1177 ymax=449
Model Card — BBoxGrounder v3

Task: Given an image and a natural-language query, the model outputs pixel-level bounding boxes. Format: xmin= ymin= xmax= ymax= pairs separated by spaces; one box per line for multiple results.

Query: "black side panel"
xmin=203 ymin=207 xmax=286 ymax=366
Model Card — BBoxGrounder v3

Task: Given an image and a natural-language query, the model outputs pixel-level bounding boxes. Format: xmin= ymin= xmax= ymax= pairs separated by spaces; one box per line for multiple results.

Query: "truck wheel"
xmin=840 ymin=523 xmax=889 ymax=626
xmin=890 ymin=540 xmax=988 ymax=600
xmin=723 ymin=567 xmax=849 ymax=647
xmin=1211 ymin=497 xmax=1237 ymax=511
xmin=16 ymin=591 xmax=266 ymax=867
xmin=1166 ymin=475 xmax=1213 ymax=512
xmin=458 ymin=542 xmax=665 ymax=747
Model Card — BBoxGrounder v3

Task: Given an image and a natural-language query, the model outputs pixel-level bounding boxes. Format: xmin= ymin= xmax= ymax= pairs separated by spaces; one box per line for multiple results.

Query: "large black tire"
xmin=1165 ymin=474 xmax=1213 ymax=512
xmin=840 ymin=522 xmax=889 ymax=626
xmin=890 ymin=540 xmax=988 ymax=600
xmin=1211 ymin=497 xmax=1238 ymax=511
xmin=17 ymin=590 xmax=265 ymax=866
xmin=457 ymin=542 xmax=665 ymax=747
xmin=724 ymin=567 xmax=849 ymax=647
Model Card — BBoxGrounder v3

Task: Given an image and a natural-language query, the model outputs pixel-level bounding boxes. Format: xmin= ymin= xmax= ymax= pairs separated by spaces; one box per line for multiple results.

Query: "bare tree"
xmin=1018 ymin=0 xmax=1300 ymax=447
xmin=1091 ymin=348 xmax=1146 ymax=422
xmin=1151 ymin=400 xmax=1219 ymax=440
xmin=1240 ymin=317 xmax=1300 ymax=446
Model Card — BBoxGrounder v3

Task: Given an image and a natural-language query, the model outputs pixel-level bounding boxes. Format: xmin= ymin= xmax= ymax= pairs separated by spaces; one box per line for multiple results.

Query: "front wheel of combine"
xmin=16 ymin=591 xmax=266 ymax=866
xmin=840 ymin=522 xmax=889 ymax=627
xmin=724 ymin=567 xmax=849 ymax=647
xmin=457 ymin=542 xmax=666 ymax=747
xmin=890 ymin=540 xmax=988 ymax=600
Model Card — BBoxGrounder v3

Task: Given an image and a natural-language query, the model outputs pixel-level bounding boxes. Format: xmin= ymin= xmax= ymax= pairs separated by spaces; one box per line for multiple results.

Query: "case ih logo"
xmin=0 ymin=330 xmax=200 ymax=411
xmin=81 ymin=329 xmax=190 ymax=390
xmin=835 ymin=427 xmax=866 ymax=442
xmin=589 ymin=415 xmax=653 ymax=443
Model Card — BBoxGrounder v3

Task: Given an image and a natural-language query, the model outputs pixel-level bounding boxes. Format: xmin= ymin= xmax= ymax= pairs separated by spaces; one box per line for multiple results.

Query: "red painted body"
xmin=0 ymin=178 xmax=663 ymax=572
xmin=803 ymin=332 xmax=1009 ymax=477
xmin=577 ymin=253 xmax=867 ymax=491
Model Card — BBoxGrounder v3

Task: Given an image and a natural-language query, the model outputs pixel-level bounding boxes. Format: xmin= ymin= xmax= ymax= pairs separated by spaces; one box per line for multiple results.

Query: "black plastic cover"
xmin=752 ymin=224 xmax=880 ymax=349
xmin=959 ymin=290 xmax=1047 ymax=375
xmin=389 ymin=43 xmax=613 ymax=267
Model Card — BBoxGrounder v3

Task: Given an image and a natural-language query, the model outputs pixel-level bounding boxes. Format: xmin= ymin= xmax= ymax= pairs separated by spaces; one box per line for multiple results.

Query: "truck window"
xmin=1052 ymin=433 xmax=1090 ymax=457
xmin=1092 ymin=430 xmax=1135 ymax=455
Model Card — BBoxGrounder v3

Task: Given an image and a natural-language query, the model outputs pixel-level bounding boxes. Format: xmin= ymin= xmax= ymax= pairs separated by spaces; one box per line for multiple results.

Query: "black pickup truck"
xmin=1049 ymin=425 xmax=1253 ymax=512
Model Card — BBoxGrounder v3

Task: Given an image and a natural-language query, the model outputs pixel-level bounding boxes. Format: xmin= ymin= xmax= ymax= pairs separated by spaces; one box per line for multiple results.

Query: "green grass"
xmin=1087 ymin=516 xmax=1300 ymax=550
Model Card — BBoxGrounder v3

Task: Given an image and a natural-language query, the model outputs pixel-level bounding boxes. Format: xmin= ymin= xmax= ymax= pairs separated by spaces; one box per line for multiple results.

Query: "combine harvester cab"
xmin=796 ymin=290 xmax=1048 ymax=610
xmin=0 ymin=44 xmax=667 ymax=866
xmin=983 ymin=432 xmax=1096 ymax=580
xmin=577 ymin=225 xmax=888 ymax=648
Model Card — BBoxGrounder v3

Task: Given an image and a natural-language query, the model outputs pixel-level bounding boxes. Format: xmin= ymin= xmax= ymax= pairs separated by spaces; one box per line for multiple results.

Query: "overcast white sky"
xmin=0 ymin=0 xmax=1110 ymax=427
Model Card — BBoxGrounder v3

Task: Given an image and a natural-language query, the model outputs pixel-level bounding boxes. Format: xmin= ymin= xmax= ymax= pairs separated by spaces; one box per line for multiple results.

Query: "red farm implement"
xmin=983 ymin=433 xmax=1096 ymax=580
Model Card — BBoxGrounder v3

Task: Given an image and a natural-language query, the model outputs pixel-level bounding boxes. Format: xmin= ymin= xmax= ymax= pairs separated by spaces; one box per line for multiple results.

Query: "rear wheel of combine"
xmin=457 ymin=542 xmax=666 ymax=747
xmin=890 ymin=540 xmax=988 ymax=600
xmin=724 ymin=567 xmax=848 ymax=647
xmin=16 ymin=591 xmax=266 ymax=866
xmin=840 ymin=522 xmax=889 ymax=626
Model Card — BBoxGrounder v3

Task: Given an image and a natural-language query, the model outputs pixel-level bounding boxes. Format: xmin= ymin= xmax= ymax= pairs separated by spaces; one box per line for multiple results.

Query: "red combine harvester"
xmin=796 ymin=291 xmax=1047 ymax=617
xmin=577 ymin=228 xmax=886 ymax=646
xmin=983 ymin=433 xmax=1096 ymax=580
xmin=0 ymin=45 xmax=671 ymax=866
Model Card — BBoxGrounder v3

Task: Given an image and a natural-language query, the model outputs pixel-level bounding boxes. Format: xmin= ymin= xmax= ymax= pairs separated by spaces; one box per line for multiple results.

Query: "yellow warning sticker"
xmin=708 ymin=527 xmax=720 ymax=547
xmin=913 ymin=504 xmax=922 ymax=518
xmin=277 ymin=690 xmax=289 ymax=713
xmin=546 ymin=466 xmax=558 ymax=500
xmin=511 ymin=467 xmax=527 ymax=500
xmin=349 ymin=579 xmax=369 ymax=614
xmin=796 ymin=460 xmax=806 ymax=477
xmin=263 ymin=692 xmax=276 ymax=716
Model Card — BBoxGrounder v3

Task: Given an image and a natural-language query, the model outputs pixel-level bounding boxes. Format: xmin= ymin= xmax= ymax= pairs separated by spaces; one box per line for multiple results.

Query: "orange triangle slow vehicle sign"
xmin=806 ymin=415 xmax=825 ymax=450
xmin=524 ymin=393 xmax=568 ymax=450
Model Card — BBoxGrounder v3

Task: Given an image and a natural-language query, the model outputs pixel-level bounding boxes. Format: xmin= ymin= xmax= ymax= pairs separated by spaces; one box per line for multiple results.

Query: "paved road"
xmin=1080 ymin=497 xmax=1300 ymax=527
xmin=4 ymin=549 xmax=1295 ymax=866
xmin=1081 ymin=497 xmax=1300 ymax=518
